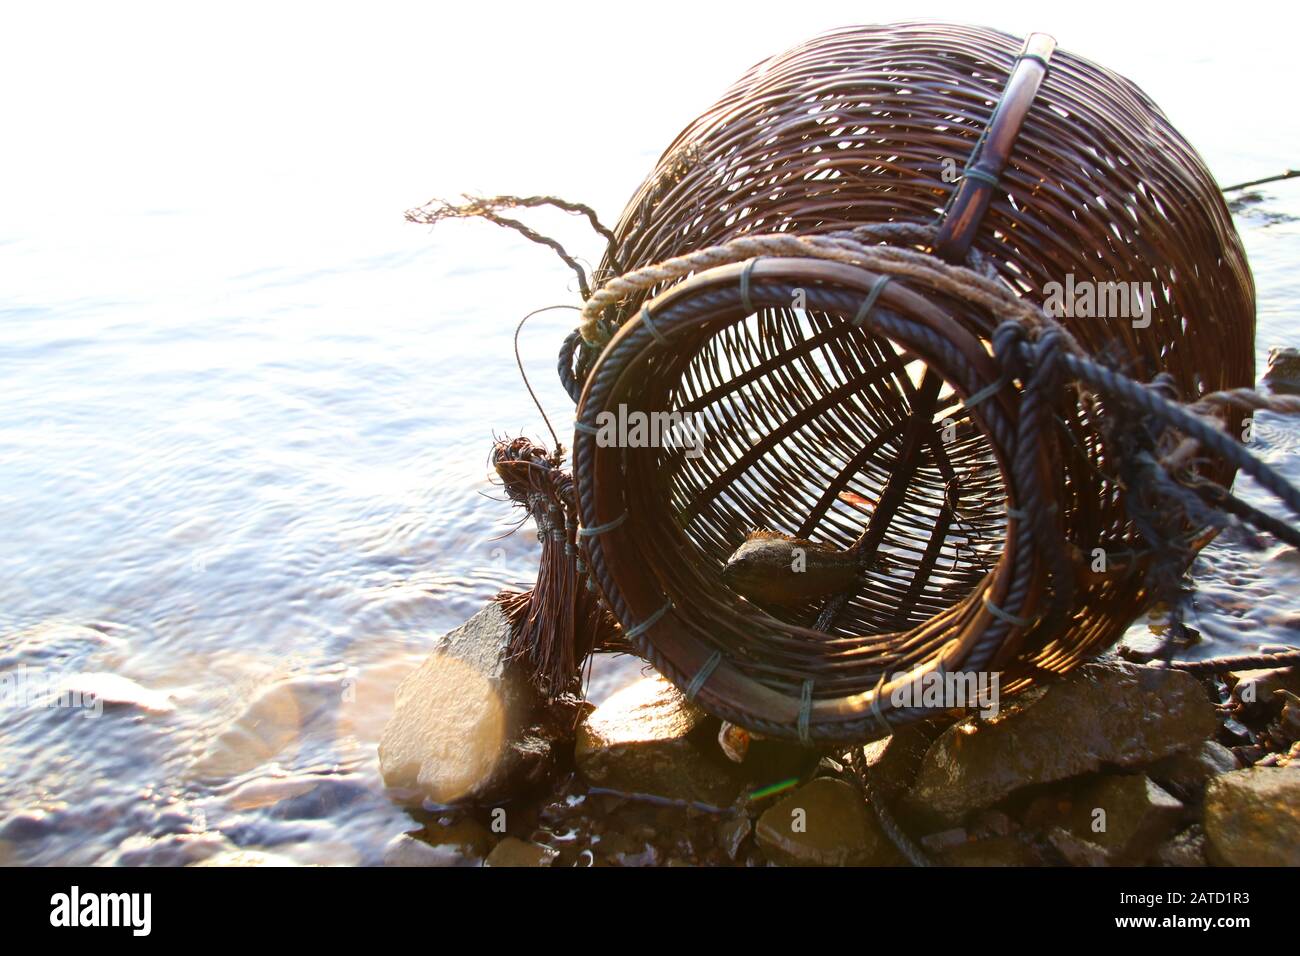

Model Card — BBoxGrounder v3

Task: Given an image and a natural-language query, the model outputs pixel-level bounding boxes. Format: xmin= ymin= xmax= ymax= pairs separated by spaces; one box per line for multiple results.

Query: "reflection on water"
xmin=3 ymin=18 xmax=1300 ymax=865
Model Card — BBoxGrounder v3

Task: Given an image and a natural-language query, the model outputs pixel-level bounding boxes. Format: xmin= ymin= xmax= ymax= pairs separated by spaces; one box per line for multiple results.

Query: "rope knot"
xmin=991 ymin=320 xmax=1031 ymax=381
xmin=1027 ymin=325 xmax=1070 ymax=395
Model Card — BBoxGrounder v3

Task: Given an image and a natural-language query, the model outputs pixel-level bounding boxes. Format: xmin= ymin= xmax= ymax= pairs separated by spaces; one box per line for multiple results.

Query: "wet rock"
xmin=423 ymin=817 xmax=494 ymax=857
xmin=382 ymin=832 xmax=475 ymax=867
xmin=1046 ymin=827 xmax=1110 ymax=866
xmin=1019 ymin=789 xmax=1079 ymax=833
xmin=192 ymin=676 xmax=338 ymax=781
xmin=379 ymin=603 xmax=545 ymax=804
xmin=0 ymin=621 xmax=126 ymax=670
xmin=597 ymin=833 xmax=659 ymax=867
xmin=1280 ymin=691 xmax=1300 ymax=738
xmin=54 ymin=672 xmax=175 ymax=714
xmin=1146 ymin=741 xmax=1238 ymax=802
xmin=225 ymin=775 xmax=322 ymax=812
xmin=502 ymin=693 xmax=590 ymax=794
xmin=1203 ymin=766 xmax=1300 ymax=866
xmin=575 ymin=676 xmax=737 ymax=805
xmin=905 ymin=662 xmax=1216 ymax=826
xmin=1065 ymin=774 xmax=1184 ymax=863
xmin=107 ymin=832 xmax=234 ymax=867
xmin=939 ymin=834 xmax=1043 ymax=866
xmin=717 ymin=814 xmax=751 ymax=861
xmin=1115 ymin=630 xmax=1163 ymax=662
xmin=1264 ymin=347 xmax=1300 ymax=394
xmin=211 ymin=815 xmax=327 ymax=849
xmin=484 ymin=837 xmax=558 ymax=867
xmin=0 ymin=807 xmax=65 ymax=842
xmin=1275 ymin=740 xmax=1300 ymax=769
xmin=857 ymin=720 xmax=948 ymax=804
xmin=278 ymin=840 xmax=361 ymax=866
xmin=967 ymin=809 xmax=1015 ymax=840
xmin=754 ymin=777 xmax=900 ymax=866
xmin=1229 ymin=666 xmax=1300 ymax=715
xmin=266 ymin=776 xmax=372 ymax=820
xmin=1154 ymin=826 xmax=1208 ymax=867
xmin=920 ymin=827 xmax=968 ymax=852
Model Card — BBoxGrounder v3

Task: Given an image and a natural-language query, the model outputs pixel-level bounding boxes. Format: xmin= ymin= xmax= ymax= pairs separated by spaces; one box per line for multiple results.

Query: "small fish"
xmin=722 ymin=530 xmax=860 ymax=606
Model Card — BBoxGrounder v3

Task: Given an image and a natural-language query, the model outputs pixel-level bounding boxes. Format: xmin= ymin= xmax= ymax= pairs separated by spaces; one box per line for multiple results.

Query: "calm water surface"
xmin=2 ymin=9 xmax=1299 ymax=864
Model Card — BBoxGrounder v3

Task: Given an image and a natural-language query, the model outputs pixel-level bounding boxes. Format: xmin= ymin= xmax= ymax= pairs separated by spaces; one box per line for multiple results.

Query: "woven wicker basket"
xmin=570 ymin=22 xmax=1254 ymax=744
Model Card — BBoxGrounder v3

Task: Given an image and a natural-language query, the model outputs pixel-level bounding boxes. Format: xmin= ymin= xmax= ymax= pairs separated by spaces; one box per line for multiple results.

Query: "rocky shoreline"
xmin=378 ymin=606 xmax=1300 ymax=866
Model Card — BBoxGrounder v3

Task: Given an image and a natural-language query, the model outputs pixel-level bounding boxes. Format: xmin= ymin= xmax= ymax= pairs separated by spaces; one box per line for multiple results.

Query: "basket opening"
xmin=659 ymin=303 xmax=1008 ymax=638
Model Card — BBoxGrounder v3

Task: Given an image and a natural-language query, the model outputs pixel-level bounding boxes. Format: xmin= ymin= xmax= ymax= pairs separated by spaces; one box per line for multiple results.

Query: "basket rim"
xmin=574 ymin=256 xmax=1046 ymax=742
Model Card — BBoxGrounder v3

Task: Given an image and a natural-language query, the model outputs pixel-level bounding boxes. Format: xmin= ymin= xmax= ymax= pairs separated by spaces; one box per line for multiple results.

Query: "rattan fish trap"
xmin=563 ymin=22 xmax=1258 ymax=744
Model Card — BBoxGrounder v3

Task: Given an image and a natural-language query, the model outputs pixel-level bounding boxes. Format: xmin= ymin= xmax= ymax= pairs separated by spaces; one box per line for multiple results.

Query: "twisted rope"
xmin=848 ymin=746 xmax=930 ymax=867
xmin=407 ymin=193 xmax=624 ymax=301
xmin=575 ymin=224 xmax=1038 ymax=347
xmin=1164 ymin=649 xmax=1300 ymax=673
xmin=1192 ymin=387 xmax=1300 ymax=417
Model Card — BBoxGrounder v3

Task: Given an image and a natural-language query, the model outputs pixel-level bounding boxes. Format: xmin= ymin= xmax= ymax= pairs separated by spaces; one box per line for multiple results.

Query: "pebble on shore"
xmin=375 ymin=630 xmax=1297 ymax=866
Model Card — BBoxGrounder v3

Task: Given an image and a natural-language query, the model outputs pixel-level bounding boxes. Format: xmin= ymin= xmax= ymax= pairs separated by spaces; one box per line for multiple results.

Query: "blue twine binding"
xmin=624 ymin=599 xmax=672 ymax=639
xmin=685 ymin=651 xmax=723 ymax=701
xmin=797 ymin=679 xmax=814 ymax=746
xmin=739 ymin=258 xmax=762 ymax=315
xmin=640 ymin=305 xmax=669 ymax=346
xmin=852 ymin=274 xmax=894 ymax=327
xmin=577 ymin=511 xmax=629 ymax=538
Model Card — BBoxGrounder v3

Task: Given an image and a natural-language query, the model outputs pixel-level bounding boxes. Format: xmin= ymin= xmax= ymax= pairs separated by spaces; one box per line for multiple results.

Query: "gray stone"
xmin=857 ymin=719 xmax=948 ymax=804
xmin=484 ymin=837 xmax=558 ymax=867
xmin=905 ymin=662 xmax=1216 ymax=825
xmin=1146 ymin=741 xmax=1238 ymax=801
xmin=108 ymin=832 xmax=234 ymax=867
xmin=381 ymin=817 xmax=495 ymax=867
xmin=0 ymin=808 xmax=64 ymax=842
xmin=1230 ymin=666 xmax=1300 ymax=715
xmin=1046 ymin=827 xmax=1111 ymax=867
xmin=919 ymin=827 xmax=968 ymax=852
xmin=266 ymin=776 xmax=372 ymax=820
xmin=967 ymin=809 xmax=1016 ymax=840
xmin=382 ymin=833 xmax=468 ymax=867
xmin=379 ymin=603 xmax=543 ymax=804
xmin=1204 ymin=767 xmax=1300 ymax=866
xmin=1065 ymin=774 xmax=1184 ymax=863
xmin=717 ymin=814 xmax=752 ymax=861
xmin=939 ymin=834 xmax=1043 ymax=866
xmin=1154 ymin=826 xmax=1208 ymax=867
xmin=422 ymin=817 xmax=494 ymax=857
xmin=1019 ymin=787 xmax=1080 ymax=832
xmin=192 ymin=676 xmax=340 ymax=782
xmin=754 ymin=777 xmax=901 ymax=866
xmin=575 ymin=676 xmax=738 ymax=805
xmin=53 ymin=672 xmax=175 ymax=714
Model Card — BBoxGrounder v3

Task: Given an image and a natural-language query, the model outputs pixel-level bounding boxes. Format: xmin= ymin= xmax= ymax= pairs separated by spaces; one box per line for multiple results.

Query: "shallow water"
xmin=2 ymin=7 xmax=1299 ymax=865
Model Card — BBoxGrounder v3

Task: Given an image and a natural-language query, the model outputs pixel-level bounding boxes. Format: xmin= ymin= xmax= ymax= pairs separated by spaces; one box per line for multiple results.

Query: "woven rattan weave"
xmin=567 ymin=22 xmax=1255 ymax=744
